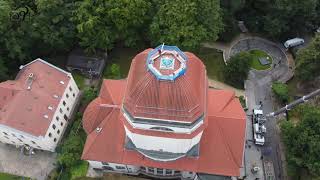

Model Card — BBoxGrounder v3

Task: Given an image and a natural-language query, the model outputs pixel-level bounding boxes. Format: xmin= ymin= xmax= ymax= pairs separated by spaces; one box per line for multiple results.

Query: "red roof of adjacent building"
xmin=82 ymin=48 xmax=246 ymax=177
xmin=0 ymin=59 xmax=70 ymax=136
xmin=123 ymin=49 xmax=206 ymax=123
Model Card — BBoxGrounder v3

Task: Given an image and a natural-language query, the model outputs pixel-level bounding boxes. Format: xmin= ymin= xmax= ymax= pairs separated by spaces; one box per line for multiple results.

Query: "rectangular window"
xmin=148 ymin=167 xmax=154 ymax=173
xmin=157 ymin=168 xmax=163 ymax=175
xmin=102 ymin=162 xmax=109 ymax=165
xmin=69 ymin=87 xmax=72 ymax=92
xmin=52 ymin=124 xmax=56 ymax=129
xmin=60 ymin=108 xmax=63 ymax=113
xmin=115 ymin=166 xmax=125 ymax=170
xmin=64 ymin=114 xmax=68 ymax=121
xmin=63 ymin=101 xmax=66 ymax=106
xmin=3 ymin=132 xmax=7 ymax=135
xmin=73 ymin=93 xmax=75 ymax=97
xmin=102 ymin=166 xmax=114 ymax=171
xmin=66 ymin=94 xmax=69 ymax=98
xmin=166 ymin=169 xmax=172 ymax=175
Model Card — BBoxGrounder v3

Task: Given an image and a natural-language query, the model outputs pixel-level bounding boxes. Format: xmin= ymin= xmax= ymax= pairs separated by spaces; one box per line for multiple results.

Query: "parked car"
xmin=284 ymin=38 xmax=305 ymax=49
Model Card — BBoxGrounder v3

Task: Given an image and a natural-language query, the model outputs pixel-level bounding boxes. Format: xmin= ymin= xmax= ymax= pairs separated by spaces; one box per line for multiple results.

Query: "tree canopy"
xmin=295 ymin=33 xmax=320 ymax=81
xmin=58 ymin=113 xmax=86 ymax=168
xmin=149 ymin=0 xmax=223 ymax=50
xmin=237 ymin=0 xmax=320 ymax=39
xmin=223 ymin=52 xmax=251 ymax=88
xmin=75 ymin=0 xmax=151 ymax=52
xmin=281 ymin=105 xmax=320 ymax=177
xmin=0 ymin=57 xmax=8 ymax=81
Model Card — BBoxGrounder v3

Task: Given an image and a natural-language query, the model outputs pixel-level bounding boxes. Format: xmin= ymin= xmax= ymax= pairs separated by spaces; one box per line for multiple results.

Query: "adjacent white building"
xmin=0 ymin=59 xmax=80 ymax=152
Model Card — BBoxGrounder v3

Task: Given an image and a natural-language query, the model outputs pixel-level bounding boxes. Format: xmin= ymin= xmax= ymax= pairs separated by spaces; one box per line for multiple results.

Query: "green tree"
xmin=0 ymin=1 xmax=35 ymax=61
xmin=281 ymin=106 xmax=320 ymax=177
xmin=295 ymin=33 xmax=320 ymax=81
xmin=82 ymin=87 xmax=98 ymax=105
xmin=238 ymin=0 xmax=319 ymax=38
xmin=58 ymin=113 xmax=86 ymax=168
xmin=31 ymin=0 xmax=77 ymax=53
xmin=0 ymin=57 xmax=8 ymax=81
xmin=272 ymin=82 xmax=289 ymax=103
xmin=223 ymin=52 xmax=251 ymax=88
xmin=104 ymin=63 xmax=121 ymax=79
xmin=149 ymin=0 xmax=223 ymax=50
xmin=75 ymin=0 xmax=151 ymax=52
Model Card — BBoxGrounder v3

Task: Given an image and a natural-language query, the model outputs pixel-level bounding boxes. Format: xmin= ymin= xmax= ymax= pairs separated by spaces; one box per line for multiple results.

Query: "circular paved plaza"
xmin=229 ymin=37 xmax=287 ymax=69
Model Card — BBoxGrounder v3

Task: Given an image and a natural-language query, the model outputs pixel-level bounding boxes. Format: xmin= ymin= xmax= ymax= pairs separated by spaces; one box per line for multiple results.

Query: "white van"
xmin=284 ymin=38 xmax=304 ymax=49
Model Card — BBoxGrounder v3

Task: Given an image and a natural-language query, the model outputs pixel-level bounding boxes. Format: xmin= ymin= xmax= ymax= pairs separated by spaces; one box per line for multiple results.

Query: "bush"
xmin=58 ymin=114 xmax=86 ymax=168
xmin=272 ymin=82 xmax=289 ymax=103
xmin=104 ymin=63 xmax=121 ymax=79
xmin=82 ymin=87 xmax=98 ymax=106
xmin=239 ymin=95 xmax=247 ymax=109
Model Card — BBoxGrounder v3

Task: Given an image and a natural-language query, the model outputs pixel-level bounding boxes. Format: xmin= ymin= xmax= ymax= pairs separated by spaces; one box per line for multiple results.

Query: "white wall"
xmin=88 ymin=160 xmax=140 ymax=174
xmin=0 ymin=76 xmax=79 ymax=152
xmin=42 ymin=76 xmax=80 ymax=151
xmin=125 ymin=126 xmax=202 ymax=154
xmin=123 ymin=112 xmax=204 ymax=134
xmin=0 ymin=125 xmax=42 ymax=149
xmin=88 ymin=160 xmax=188 ymax=179
xmin=182 ymin=171 xmax=196 ymax=179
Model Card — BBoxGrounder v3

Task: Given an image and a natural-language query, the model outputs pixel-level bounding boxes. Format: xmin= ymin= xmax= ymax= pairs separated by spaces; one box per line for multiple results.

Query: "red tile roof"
xmin=123 ymin=49 xmax=206 ymax=123
xmin=0 ymin=59 xmax=70 ymax=136
xmin=82 ymin=47 xmax=246 ymax=176
xmin=82 ymin=85 xmax=246 ymax=176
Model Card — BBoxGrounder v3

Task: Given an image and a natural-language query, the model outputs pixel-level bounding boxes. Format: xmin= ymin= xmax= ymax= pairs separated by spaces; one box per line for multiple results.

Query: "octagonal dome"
xmin=123 ymin=45 xmax=207 ymax=123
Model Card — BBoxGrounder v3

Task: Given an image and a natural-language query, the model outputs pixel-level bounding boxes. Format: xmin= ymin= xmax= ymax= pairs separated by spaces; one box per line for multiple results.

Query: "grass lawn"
xmin=72 ymin=72 xmax=86 ymax=89
xmin=103 ymin=46 xmax=225 ymax=82
xmin=105 ymin=47 xmax=142 ymax=78
xmin=194 ymin=47 xmax=225 ymax=81
xmin=248 ymin=50 xmax=272 ymax=70
xmin=0 ymin=173 xmax=30 ymax=180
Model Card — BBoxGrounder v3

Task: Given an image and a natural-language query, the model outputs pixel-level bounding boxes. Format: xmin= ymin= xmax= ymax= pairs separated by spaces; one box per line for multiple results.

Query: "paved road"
xmin=245 ymin=68 xmax=288 ymax=180
xmin=233 ymin=36 xmax=291 ymax=180
xmin=206 ymin=34 xmax=292 ymax=180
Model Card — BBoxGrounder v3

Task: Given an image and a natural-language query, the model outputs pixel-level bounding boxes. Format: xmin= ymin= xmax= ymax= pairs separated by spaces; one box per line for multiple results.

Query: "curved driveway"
xmin=204 ymin=34 xmax=294 ymax=180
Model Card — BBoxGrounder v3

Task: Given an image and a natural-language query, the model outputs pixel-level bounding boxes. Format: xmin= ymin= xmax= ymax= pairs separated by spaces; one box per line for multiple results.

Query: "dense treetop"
xmin=281 ymin=105 xmax=320 ymax=177
xmin=223 ymin=52 xmax=251 ymax=89
xmin=295 ymin=33 xmax=320 ymax=81
xmin=0 ymin=0 xmax=224 ymax=78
